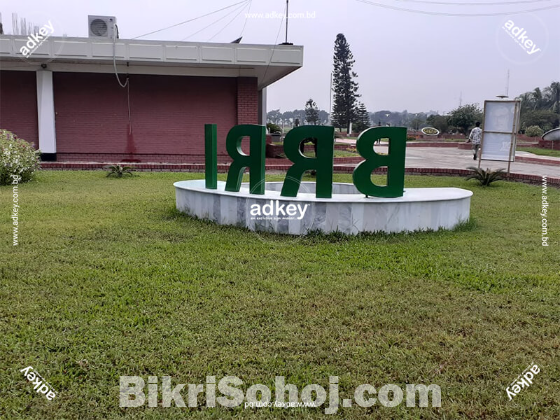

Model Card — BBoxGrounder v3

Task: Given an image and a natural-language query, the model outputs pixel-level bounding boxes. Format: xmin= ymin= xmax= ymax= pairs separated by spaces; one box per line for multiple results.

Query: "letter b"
xmin=352 ymin=127 xmax=406 ymax=198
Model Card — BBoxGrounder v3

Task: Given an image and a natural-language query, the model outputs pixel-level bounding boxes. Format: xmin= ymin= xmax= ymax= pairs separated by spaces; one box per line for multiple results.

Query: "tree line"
xmin=267 ymin=107 xmax=330 ymax=128
xmin=268 ymin=32 xmax=559 ymax=137
xmin=424 ymin=82 xmax=560 ymax=137
xmin=516 ymin=81 xmax=560 ymax=132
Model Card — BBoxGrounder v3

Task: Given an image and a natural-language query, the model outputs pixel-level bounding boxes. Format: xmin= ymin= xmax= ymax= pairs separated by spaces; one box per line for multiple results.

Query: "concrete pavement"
xmin=407 ymin=147 xmax=559 ymax=178
xmin=338 ymin=142 xmax=560 ymax=178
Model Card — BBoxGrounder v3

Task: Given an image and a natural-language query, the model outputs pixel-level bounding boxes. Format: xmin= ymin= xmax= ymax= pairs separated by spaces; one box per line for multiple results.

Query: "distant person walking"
xmin=469 ymin=122 xmax=482 ymax=160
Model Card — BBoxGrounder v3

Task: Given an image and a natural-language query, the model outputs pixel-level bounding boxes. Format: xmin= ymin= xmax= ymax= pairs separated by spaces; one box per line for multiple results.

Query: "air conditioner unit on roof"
xmin=88 ymin=15 xmax=117 ymax=39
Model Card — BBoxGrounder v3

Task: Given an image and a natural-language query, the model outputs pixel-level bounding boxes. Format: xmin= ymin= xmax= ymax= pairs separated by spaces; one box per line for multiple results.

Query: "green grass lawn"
xmin=517 ymin=147 xmax=560 ymax=158
xmin=1 ymin=171 xmax=559 ymax=419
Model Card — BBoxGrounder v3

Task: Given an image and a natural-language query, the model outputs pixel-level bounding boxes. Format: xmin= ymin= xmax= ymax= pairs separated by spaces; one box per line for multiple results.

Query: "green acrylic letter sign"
xmin=225 ymin=124 xmax=266 ymax=195
xmin=205 ymin=124 xmax=217 ymax=189
xmin=352 ymin=127 xmax=406 ymax=198
xmin=280 ymin=126 xmax=335 ymax=198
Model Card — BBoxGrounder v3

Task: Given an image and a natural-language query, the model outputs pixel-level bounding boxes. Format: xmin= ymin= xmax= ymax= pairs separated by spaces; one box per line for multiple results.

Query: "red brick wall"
xmin=0 ymin=71 xmax=38 ymax=146
xmin=53 ymin=73 xmax=246 ymax=161
xmin=56 ymin=153 xmax=235 ymax=164
xmin=237 ymin=77 xmax=258 ymax=125
xmin=235 ymin=77 xmax=259 ymax=155
xmin=539 ymin=139 xmax=560 ymax=150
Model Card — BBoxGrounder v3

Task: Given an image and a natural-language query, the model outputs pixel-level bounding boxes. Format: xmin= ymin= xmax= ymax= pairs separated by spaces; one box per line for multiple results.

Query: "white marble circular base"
xmin=174 ymin=180 xmax=473 ymax=235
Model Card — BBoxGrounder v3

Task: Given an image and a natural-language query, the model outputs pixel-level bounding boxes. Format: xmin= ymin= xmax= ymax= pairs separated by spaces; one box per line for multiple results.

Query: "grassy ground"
xmin=1 ymin=171 xmax=558 ymax=419
xmin=518 ymin=147 xmax=560 ymax=158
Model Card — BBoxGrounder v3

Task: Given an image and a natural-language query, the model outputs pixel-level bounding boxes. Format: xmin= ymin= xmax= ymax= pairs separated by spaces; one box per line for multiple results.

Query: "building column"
xmin=258 ymin=87 xmax=267 ymax=125
xmin=237 ymin=77 xmax=258 ymax=125
xmin=36 ymin=70 xmax=57 ymax=161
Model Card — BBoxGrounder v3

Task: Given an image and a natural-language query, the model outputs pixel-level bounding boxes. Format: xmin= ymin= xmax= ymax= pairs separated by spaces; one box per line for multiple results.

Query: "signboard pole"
xmin=478 ymin=101 xmax=489 ymax=170
xmin=507 ymin=101 xmax=520 ymax=175
xmin=478 ymin=134 xmax=482 ymax=169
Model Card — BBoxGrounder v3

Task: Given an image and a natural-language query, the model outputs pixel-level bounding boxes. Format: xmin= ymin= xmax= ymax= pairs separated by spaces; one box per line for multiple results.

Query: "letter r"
xmin=120 ymin=376 xmax=146 ymax=407
xmin=280 ymin=126 xmax=335 ymax=198
xmin=225 ymin=124 xmax=266 ymax=194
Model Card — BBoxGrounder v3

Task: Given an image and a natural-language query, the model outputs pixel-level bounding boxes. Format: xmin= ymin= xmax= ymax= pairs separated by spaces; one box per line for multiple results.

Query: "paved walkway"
xmin=406 ymin=148 xmax=558 ymax=177
xmin=337 ymin=143 xmax=559 ymax=178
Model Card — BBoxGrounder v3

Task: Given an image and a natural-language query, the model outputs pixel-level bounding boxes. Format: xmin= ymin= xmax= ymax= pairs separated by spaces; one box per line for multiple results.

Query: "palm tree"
xmin=531 ymin=87 xmax=544 ymax=110
xmin=544 ymin=81 xmax=560 ymax=114
xmin=517 ymin=92 xmax=534 ymax=113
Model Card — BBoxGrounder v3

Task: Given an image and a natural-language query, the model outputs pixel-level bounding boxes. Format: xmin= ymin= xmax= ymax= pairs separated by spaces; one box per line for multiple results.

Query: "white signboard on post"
xmin=480 ymin=100 xmax=520 ymax=163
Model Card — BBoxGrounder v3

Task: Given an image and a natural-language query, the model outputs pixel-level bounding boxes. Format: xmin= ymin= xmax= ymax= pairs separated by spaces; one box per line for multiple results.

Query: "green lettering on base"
xmin=280 ymin=126 xmax=335 ymax=198
xmin=204 ymin=124 xmax=217 ymax=189
xmin=352 ymin=127 xmax=406 ymax=198
xmin=225 ymin=124 xmax=266 ymax=194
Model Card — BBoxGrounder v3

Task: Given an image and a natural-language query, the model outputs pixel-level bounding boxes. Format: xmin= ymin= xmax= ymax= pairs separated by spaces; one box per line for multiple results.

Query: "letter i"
xmin=206 ymin=376 xmax=216 ymax=407
xmin=148 ymin=376 xmax=158 ymax=407
xmin=205 ymin=124 xmax=218 ymax=189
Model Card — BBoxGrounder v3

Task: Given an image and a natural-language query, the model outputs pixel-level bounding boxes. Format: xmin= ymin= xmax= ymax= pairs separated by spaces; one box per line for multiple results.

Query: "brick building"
xmin=0 ymin=35 xmax=303 ymax=162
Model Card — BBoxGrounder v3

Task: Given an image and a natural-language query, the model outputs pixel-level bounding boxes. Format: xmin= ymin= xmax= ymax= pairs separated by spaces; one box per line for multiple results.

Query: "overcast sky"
xmin=3 ymin=0 xmax=559 ymax=114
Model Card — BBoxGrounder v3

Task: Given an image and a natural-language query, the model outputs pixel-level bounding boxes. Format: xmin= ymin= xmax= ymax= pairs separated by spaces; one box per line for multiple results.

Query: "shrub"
xmin=466 ymin=167 xmax=506 ymax=186
xmin=105 ymin=164 xmax=135 ymax=178
xmin=525 ymin=125 xmax=544 ymax=138
xmin=0 ymin=129 xmax=41 ymax=186
xmin=406 ymin=135 xmax=417 ymax=141
xmin=266 ymin=123 xmax=281 ymax=134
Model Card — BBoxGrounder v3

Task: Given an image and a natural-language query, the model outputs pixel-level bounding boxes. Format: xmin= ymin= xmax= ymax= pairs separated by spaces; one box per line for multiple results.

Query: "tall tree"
xmin=426 ymin=114 xmax=449 ymax=133
xmin=282 ymin=110 xmax=294 ymax=127
xmin=305 ymin=99 xmax=320 ymax=125
xmin=517 ymin=92 xmax=534 ymax=113
xmin=448 ymin=104 xmax=483 ymax=135
xmin=354 ymin=102 xmax=370 ymax=132
xmin=266 ymin=109 xmax=282 ymax=124
xmin=411 ymin=116 xmax=425 ymax=131
xmin=516 ymin=81 xmax=560 ymax=129
xmin=520 ymin=110 xmax=557 ymax=132
xmin=531 ymin=87 xmax=544 ymax=110
xmin=292 ymin=109 xmax=306 ymax=126
xmin=544 ymin=81 xmax=560 ymax=126
xmin=318 ymin=110 xmax=330 ymax=125
xmin=331 ymin=33 xmax=360 ymax=132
